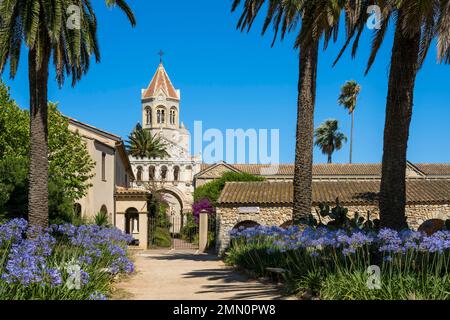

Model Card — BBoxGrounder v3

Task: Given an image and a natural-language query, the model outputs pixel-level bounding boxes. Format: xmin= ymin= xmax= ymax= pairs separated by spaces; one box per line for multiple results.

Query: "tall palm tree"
xmin=127 ymin=124 xmax=169 ymax=159
xmin=314 ymin=119 xmax=347 ymax=164
xmin=338 ymin=80 xmax=361 ymax=164
xmin=232 ymin=0 xmax=346 ymax=224
xmin=338 ymin=0 xmax=450 ymax=229
xmin=0 ymin=0 xmax=136 ymax=229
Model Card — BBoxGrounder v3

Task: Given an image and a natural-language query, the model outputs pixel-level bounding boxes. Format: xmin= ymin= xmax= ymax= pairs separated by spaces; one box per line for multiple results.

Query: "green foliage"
xmin=0 ymin=155 xmax=28 ymax=219
xmin=0 ymin=82 xmax=94 ymax=222
xmin=0 ymin=0 xmax=135 ymax=86
xmin=180 ymin=213 xmax=197 ymax=243
xmin=126 ymin=123 xmax=169 ymax=159
xmin=152 ymin=227 xmax=172 ymax=248
xmin=225 ymin=236 xmax=286 ymax=276
xmin=0 ymin=83 xmax=29 ymax=157
xmin=314 ymin=119 xmax=347 ymax=163
xmin=338 ymin=80 xmax=361 ymax=114
xmin=445 ymin=220 xmax=450 ymax=231
xmin=300 ymin=199 xmax=380 ymax=232
xmin=94 ymin=211 xmax=110 ymax=227
xmin=47 ymin=103 xmax=95 ymax=201
xmin=226 ymin=226 xmax=450 ymax=300
xmin=320 ymin=272 xmax=450 ymax=300
xmin=193 ymin=171 xmax=265 ymax=204
xmin=148 ymin=201 xmax=172 ymax=248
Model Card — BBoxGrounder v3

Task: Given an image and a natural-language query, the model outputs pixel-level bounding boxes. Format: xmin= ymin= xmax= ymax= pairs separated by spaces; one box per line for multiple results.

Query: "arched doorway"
xmin=280 ymin=220 xmax=293 ymax=230
xmin=100 ymin=205 xmax=111 ymax=224
xmin=156 ymin=187 xmax=186 ymax=234
xmin=125 ymin=208 xmax=139 ymax=238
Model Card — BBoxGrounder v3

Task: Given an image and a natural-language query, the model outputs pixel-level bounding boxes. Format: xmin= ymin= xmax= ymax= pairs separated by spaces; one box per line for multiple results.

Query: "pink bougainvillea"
xmin=192 ymin=198 xmax=215 ymax=224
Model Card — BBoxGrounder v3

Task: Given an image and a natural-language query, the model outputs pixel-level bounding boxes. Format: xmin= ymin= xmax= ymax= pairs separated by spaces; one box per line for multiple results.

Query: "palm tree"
xmin=0 ymin=1 xmax=136 ymax=229
xmin=338 ymin=80 xmax=361 ymax=164
xmin=232 ymin=0 xmax=346 ymax=224
xmin=338 ymin=1 xmax=450 ymax=229
xmin=314 ymin=120 xmax=347 ymax=164
xmin=127 ymin=124 xmax=169 ymax=159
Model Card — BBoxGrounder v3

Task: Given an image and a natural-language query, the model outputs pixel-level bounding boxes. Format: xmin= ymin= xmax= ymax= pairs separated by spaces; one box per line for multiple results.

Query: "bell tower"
xmin=141 ymin=62 xmax=181 ymax=133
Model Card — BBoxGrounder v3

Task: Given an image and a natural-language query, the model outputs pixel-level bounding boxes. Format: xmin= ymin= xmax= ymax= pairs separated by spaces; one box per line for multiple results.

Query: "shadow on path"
xmin=115 ymin=249 xmax=294 ymax=300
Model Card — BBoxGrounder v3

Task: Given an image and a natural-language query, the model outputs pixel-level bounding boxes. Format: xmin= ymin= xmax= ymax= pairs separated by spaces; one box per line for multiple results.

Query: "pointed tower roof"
xmin=142 ymin=63 xmax=179 ymax=100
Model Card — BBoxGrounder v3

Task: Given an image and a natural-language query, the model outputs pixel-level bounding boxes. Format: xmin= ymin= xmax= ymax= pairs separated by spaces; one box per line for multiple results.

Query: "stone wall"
xmin=216 ymin=204 xmax=450 ymax=254
xmin=216 ymin=206 xmax=292 ymax=254
xmin=336 ymin=204 xmax=450 ymax=229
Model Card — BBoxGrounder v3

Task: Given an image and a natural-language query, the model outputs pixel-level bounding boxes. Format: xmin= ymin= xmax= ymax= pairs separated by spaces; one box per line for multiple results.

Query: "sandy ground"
xmin=113 ymin=249 xmax=295 ymax=300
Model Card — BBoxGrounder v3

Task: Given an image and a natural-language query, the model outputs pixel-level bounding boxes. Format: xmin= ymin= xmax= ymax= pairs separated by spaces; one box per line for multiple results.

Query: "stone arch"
xmin=145 ymin=106 xmax=152 ymax=125
xmin=280 ymin=220 xmax=293 ymax=229
xmin=160 ymin=165 xmax=168 ymax=180
xmin=100 ymin=205 xmax=111 ymax=223
xmin=156 ymin=105 xmax=167 ymax=124
xmin=169 ymin=106 xmax=177 ymax=125
xmin=125 ymin=207 xmax=139 ymax=236
xmin=173 ymin=165 xmax=180 ymax=181
xmin=156 ymin=186 xmax=188 ymax=214
xmin=233 ymin=220 xmax=260 ymax=230
xmin=156 ymin=187 xmax=188 ymax=234
xmin=136 ymin=166 xmax=143 ymax=182
xmin=148 ymin=165 xmax=156 ymax=180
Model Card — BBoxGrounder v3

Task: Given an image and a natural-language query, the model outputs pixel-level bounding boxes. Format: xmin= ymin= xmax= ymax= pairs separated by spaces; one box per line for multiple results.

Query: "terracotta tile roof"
xmin=414 ymin=164 xmax=450 ymax=176
xmin=198 ymin=162 xmax=450 ymax=179
xmin=217 ymin=180 xmax=450 ymax=206
xmin=199 ymin=163 xmax=382 ymax=178
xmin=143 ymin=63 xmax=179 ymax=100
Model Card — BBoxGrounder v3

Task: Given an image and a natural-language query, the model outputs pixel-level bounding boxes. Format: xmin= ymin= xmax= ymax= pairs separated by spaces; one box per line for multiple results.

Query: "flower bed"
xmin=0 ymin=219 xmax=134 ymax=300
xmin=226 ymin=226 xmax=450 ymax=300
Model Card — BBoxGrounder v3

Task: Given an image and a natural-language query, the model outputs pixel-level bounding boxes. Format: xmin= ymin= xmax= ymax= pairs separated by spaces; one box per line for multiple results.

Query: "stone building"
xmin=214 ymin=166 xmax=450 ymax=253
xmin=129 ymin=62 xmax=202 ymax=223
xmin=68 ymin=118 xmax=135 ymax=222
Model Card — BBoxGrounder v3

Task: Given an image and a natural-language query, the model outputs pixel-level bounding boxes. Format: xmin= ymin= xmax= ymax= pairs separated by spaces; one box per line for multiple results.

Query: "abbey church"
xmin=70 ymin=62 xmax=450 ymax=250
xmin=129 ymin=62 xmax=202 ymax=218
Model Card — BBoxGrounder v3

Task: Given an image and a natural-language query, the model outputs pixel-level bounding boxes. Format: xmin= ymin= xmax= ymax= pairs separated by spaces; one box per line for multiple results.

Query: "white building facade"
xmin=129 ymin=63 xmax=202 ymax=218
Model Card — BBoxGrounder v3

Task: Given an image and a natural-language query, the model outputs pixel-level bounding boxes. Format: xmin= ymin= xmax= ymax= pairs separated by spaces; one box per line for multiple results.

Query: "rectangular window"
xmin=101 ymin=152 xmax=106 ymax=181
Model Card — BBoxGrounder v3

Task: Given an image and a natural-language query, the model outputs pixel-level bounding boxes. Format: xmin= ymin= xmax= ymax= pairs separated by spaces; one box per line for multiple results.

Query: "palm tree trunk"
xmin=293 ymin=39 xmax=319 ymax=224
xmin=28 ymin=38 xmax=51 ymax=229
xmin=349 ymin=112 xmax=354 ymax=164
xmin=328 ymin=154 xmax=332 ymax=164
xmin=379 ymin=9 xmax=420 ymax=230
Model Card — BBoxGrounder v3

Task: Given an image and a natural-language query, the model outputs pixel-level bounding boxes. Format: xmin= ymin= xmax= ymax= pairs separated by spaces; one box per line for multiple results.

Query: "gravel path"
xmin=114 ymin=249 xmax=294 ymax=300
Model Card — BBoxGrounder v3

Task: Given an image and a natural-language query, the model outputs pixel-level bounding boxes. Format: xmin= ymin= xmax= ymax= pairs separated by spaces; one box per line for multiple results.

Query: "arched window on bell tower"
xmin=157 ymin=108 xmax=166 ymax=124
xmin=146 ymin=107 xmax=152 ymax=125
xmin=170 ymin=108 xmax=177 ymax=125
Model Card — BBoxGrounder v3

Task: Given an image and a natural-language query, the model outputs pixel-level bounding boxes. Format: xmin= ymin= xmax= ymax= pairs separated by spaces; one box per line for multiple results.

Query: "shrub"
xmin=94 ymin=211 xmax=110 ymax=227
xmin=180 ymin=213 xmax=197 ymax=243
xmin=193 ymin=172 xmax=265 ymax=204
xmin=153 ymin=227 xmax=171 ymax=248
xmin=0 ymin=219 xmax=134 ymax=300
xmin=226 ymin=225 xmax=450 ymax=300
xmin=192 ymin=198 xmax=215 ymax=223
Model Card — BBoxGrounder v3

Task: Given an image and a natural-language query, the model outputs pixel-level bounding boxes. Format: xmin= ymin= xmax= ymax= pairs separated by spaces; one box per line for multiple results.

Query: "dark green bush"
xmin=153 ymin=227 xmax=171 ymax=247
xmin=193 ymin=172 xmax=265 ymax=204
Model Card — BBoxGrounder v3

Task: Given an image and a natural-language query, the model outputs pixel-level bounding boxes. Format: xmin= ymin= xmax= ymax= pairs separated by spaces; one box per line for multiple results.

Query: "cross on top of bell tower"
xmin=158 ymin=50 xmax=164 ymax=63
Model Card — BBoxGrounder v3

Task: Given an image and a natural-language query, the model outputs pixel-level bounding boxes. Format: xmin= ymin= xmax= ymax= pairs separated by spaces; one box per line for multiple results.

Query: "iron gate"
xmin=148 ymin=215 xmax=199 ymax=250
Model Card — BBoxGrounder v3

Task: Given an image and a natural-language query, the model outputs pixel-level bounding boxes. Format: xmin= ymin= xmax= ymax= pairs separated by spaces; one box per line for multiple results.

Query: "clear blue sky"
xmin=3 ymin=1 xmax=449 ymax=164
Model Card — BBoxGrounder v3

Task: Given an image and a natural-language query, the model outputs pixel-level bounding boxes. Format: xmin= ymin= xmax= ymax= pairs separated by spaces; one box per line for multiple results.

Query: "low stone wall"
xmin=216 ymin=206 xmax=292 ymax=254
xmin=338 ymin=204 xmax=450 ymax=229
xmin=216 ymin=204 xmax=450 ymax=254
